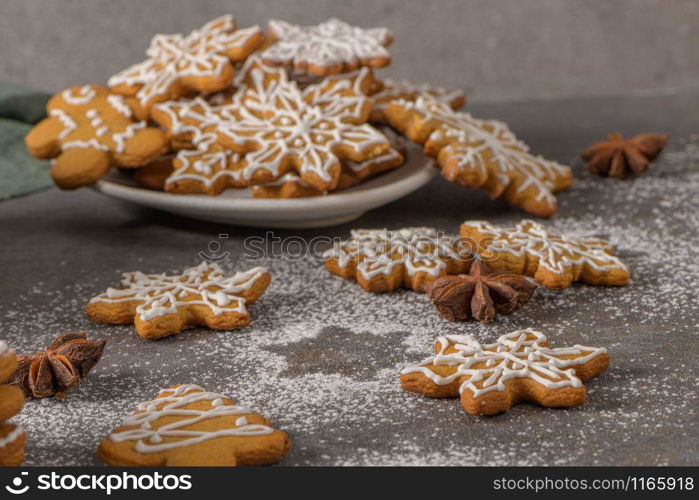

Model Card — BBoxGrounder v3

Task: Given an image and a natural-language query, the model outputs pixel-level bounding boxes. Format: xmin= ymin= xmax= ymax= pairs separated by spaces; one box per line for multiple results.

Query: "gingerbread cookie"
xmin=401 ymin=329 xmax=609 ymax=416
xmin=133 ymin=156 xmax=174 ymax=191
xmin=251 ymin=173 xmax=323 ymax=199
xmin=262 ymin=18 xmax=393 ymax=76
xmin=170 ymin=136 xmax=248 ymax=195
xmin=0 ymin=341 xmax=18 ymax=383
xmin=87 ymin=262 xmax=270 ymax=339
xmin=324 ymin=227 xmax=471 ymax=293
xmin=0 ymin=423 xmax=25 ymax=467
xmin=369 ymin=79 xmax=465 ymax=123
xmin=0 ymin=385 xmax=24 ymax=421
xmin=385 ymin=97 xmax=573 ymax=217
xmin=98 ymin=384 xmax=290 ymax=466
xmin=25 ymin=85 xmax=169 ymax=189
xmin=152 ymin=58 xmax=391 ymax=193
xmin=251 ymin=128 xmax=405 ymax=198
xmin=460 ymin=219 xmax=630 ymax=290
xmin=221 ymin=62 xmax=391 ymax=191
xmin=109 ymin=15 xmax=264 ymax=112
xmin=0 ymin=341 xmax=25 ymax=467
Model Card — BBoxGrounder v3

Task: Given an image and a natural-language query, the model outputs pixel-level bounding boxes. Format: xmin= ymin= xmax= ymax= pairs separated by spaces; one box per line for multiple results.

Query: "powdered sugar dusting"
xmin=2 ymin=132 xmax=698 ymax=466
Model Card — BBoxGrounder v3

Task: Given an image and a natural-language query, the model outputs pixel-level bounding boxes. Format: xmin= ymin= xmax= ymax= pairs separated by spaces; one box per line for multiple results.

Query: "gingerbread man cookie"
xmin=25 ymin=85 xmax=169 ymax=189
xmin=460 ymin=219 xmax=630 ymax=290
xmin=87 ymin=262 xmax=271 ymax=339
xmin=369 ymin=79 xmax=465 ymax=123
xmin=401 ymin=329 xmax=609 ymax=416
xmin=98 ymin=384 xmax=290 ymax=466
xmin=324 ymin=227 xmax=472 ymax=293
xmin=109 ymin=15 xmax=264 ymax=112
xmin=262 ymin=18 xmax=393 ymax=76
xmin=385 ymin=97 xmax=573 ymax=217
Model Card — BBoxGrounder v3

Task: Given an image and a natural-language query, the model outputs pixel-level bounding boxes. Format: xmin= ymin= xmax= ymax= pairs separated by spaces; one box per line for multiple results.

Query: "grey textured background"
xmin=1 ymin=0 xmax=698 ymax=101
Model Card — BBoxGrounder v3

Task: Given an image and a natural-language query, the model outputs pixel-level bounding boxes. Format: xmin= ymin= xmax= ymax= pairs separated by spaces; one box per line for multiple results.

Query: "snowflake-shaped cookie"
xmin=369 ymin=79 xmax=465 ymax=123
xmin=324 ymin=227 xmax=472 ymax=293
xmin=460 ymin=219 xmax=630 ymax=290
xmin=151 ymin=58 xmax=391 ymax=192
xmin=98 ymin=384 xmax=290 ymax=466
xmin=252 ymin=126 xmax=405 ymax=198
xmin=261 ymin=18 xmax=393 ymax=76
xmin=401 ymin=329 xmax=609 ymax=416
xmin=217 ymin=59 xmax=392 ymax=190
xmin=87 ymin=262 xmax=271 ymax=339
xmin=109 ymin=15 xmax=264 ymax=111
xmin=251 ymin=146 xmax=404 ymax=198
xmin=25 ymin=85 xmax=168 ymax=189
xmin=385 ymin=97 xmax=573 ymax=217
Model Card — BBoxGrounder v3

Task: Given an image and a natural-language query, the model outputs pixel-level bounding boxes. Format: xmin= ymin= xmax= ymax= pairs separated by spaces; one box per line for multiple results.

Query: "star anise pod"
xmin=428 ymin=259 xmax=537 ymax=323
xmin=581 ymin=132 xmax=668 ymax=178
xmin=8 ymin=333 xmax=106 ymax=399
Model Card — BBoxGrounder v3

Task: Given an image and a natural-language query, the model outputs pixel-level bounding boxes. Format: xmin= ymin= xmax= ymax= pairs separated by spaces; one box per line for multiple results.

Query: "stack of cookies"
xmin=23 ymin=16 xmax=464 ymax=201
xmin=0 ymin=341 xmax=25 ymax=466
xmin=25 ymin=15 xmax=575 ymax=215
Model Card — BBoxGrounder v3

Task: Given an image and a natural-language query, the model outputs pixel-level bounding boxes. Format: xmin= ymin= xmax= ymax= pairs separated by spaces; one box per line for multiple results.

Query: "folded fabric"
xmin=0 ymin=82 xmax=52 ymax=200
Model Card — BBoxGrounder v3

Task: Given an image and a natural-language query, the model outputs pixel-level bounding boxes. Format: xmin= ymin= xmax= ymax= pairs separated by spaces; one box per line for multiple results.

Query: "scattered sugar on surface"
xmin=2 ymin=137 xmax=698 ymax=466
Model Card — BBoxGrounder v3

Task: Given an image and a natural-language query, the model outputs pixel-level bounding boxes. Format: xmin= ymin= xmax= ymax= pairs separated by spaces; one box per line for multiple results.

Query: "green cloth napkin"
xmin=0 ymin=82 xmax=52 ymax=200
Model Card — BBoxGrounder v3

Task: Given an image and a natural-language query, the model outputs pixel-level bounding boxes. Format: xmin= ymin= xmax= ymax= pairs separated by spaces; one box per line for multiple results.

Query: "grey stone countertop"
xmin=1 ymin=92 xmax=698 ymax=466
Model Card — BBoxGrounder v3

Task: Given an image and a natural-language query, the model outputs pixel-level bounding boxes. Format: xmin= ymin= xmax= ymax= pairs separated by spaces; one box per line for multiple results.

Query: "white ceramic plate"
xmin=93 ymin=142 xmax=436 ymax=228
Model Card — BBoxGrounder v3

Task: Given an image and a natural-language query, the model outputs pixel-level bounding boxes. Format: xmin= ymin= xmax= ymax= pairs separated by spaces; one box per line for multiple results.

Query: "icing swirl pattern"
xmin=262 ymin=18 xmax=393 ymax=76
xmin=109 ymin=384 xmax=273 ymax=453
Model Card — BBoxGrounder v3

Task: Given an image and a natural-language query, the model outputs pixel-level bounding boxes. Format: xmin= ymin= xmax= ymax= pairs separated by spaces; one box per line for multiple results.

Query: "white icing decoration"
xmin=51 ymin=86 xmax=151 ymax=155
xmin=218 ymin=61 xmax=389 ymax=184
xmin=107 ymin=94 xmax=134 ymax=118
xmin=168 ymin=134 xmax=244 ymax=189
xmin=262 ymin=18 xmax=392 ymax=73
xmin=370 ymin=78 xmax=464 ymax=119
xmin=62 ymin=139 xmax=110 ymax=152
xmin=62 ymin=85 xmax=97 ymax=105
xmin=324 ymin=227 xmax=464 ymax=280
xmin=111 ymin=121 xmax=146 ymax=154
xmin=108 ymin=15 xmax=263 ymax=107
xmin=89 ymin=262 xmax=268 ymax=321
xmin=393 ymin=97 xmax=571 ymax=203
xmin=109 ymin=384 xmax=273 ymax=453
xmin=401 ymin=329 xmax=607 ymax=397
xmin=462 ymin=219 xmax=629 ymax=275
xmin=49 ymin=109 xmax=77 ymax=140
xmin=155 ymin=57 xmax=391 ymax=188
xmin=0 ymin=340 xmax=10 ymax=357
xmin=0 ymin=426 xmax=23 ymax=448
